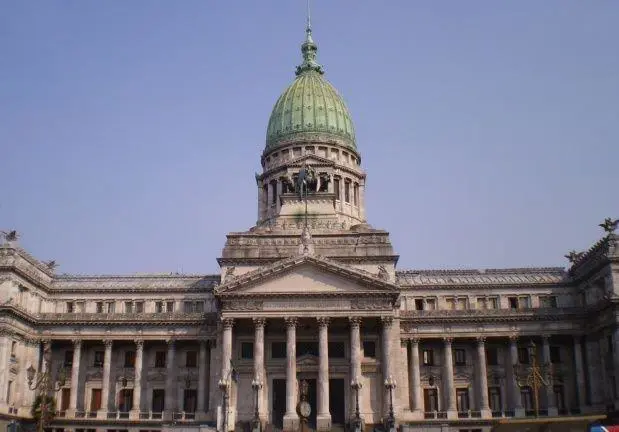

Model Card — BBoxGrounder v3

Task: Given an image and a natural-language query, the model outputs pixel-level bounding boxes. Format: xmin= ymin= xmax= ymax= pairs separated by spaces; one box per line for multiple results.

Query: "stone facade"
xmin=0 ymin=15 xmax=618 ymax=432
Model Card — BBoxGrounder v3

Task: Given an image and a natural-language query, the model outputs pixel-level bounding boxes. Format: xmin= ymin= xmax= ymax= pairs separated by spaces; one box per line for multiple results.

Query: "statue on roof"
xmin=564 ymin=250 xmax=584 ymax=264
xmin=1 ymin=230 xmax=19 ymax=243
xmin=599 ymin=217 xmax=618 ymax=235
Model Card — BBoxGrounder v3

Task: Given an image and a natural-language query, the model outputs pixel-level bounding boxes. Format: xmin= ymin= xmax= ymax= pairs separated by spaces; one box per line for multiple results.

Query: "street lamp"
xmin=27 ymin=346 xmax=67 ymax=432
xmin=384 ymin=375 xmax=396 ymax=432
xmin=251 ymin=377 xmax=263 ymax=432
xmin=513 ymin=340 xmax=551 ymax=417
xmin=350 ymin=377 xmax=363 ymax=432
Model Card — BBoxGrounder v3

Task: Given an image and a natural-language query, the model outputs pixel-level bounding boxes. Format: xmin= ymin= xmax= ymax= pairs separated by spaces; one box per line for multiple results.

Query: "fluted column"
xmin=477 ymin=337 xmax=491 ymax=417
xmin=221 ymin=319 xmax=234 ymax=379
xmin=283 ymin=317 xmax=299 ymax=431
xmin=165 ymin=339 xmax=176 ymax=417
xmin=317 ymin=317 xmax=331 ymax=431
xmin=131 ymin=340 xmax=143 ymax=418
xmin=409 ymin=338 xmax=422 ymax=414
xmin=541 ymin=336 xmax=557 ymax=415
xmin=443 ymin=337 xmax=457 ymax=418
xmin=573 ymin=336 xmax=587 ymax=410
xmin=68 ymin=339 xmax=82 ymax=415
xmin=253 ymin=318 xmax=266 ymax=421
xmin=509 ymin=336 xmax=523 ymax=415
xmin=100 ymin=340 xmax=113 ymax=417
xmin=350 ymin=317 xmax=363 ymax=419
xmin=381 ymin=317 xmax=394 ymax=417
xmin=197 ymin=340 xmax=208 ymax=417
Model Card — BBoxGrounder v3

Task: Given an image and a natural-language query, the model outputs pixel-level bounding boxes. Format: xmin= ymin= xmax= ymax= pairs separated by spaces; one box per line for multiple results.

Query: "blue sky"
xmin=1 ymin=1 xmax=617 ymax=275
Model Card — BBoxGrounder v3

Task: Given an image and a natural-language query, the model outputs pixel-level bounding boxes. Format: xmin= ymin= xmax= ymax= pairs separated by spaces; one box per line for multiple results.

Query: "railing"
xmin=423 ymin=411 xmax=447 ymax=419
xmin=173 ymin=411 xmax=196 ymax=421
xmin=36 ymin=312 xmax=214 ymax=322
xmin=457 ymin=410 xmax=482 ymax=419
xmin=401 ymin=307 xmax=584 ymax=319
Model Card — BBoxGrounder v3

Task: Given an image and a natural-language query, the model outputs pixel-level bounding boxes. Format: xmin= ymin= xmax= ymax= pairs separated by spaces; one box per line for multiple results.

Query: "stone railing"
xmin=35 ymin=312 xmax=216 ymax=323
xmin=401 ymin=307 xmax=584 ymax=321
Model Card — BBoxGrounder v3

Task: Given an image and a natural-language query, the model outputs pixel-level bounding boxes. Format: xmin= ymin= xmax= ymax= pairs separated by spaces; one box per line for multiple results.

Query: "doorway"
xmin=272 ymin=379 xmax=286 ymax=428
xmin=329 ymin=379 xmax=345 ymax=425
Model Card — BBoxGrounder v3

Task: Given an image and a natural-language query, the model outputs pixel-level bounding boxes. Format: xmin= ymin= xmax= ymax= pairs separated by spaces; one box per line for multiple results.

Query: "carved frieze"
xmin=351 ymin=299 xmax=391 ymax=310
xmin=222 ymin=300 xmax=263 ymax=311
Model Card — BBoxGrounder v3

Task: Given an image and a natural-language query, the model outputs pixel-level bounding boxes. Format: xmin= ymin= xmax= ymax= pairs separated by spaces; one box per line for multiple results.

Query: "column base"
xmin=446 ymin=410 xmax=458 ymax=420
xmin=65 ymin=409 xmax=76 ymax=418
xmin=514 ymin=408 xmax=525 ymax=417
xmin=480 ymin=408 xmax=492 ymax=418
xmin=283 ymin=412 xmax=299 ymax=432
xmin=316 ymin=413 xmax=331 ymax=431
xmin=129 ymin=410 xmax=140 ymax=420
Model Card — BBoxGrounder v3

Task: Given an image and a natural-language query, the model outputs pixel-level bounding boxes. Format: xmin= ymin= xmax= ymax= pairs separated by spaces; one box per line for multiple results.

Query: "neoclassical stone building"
xmin=0 ymin=18 xmax=617 ymax=432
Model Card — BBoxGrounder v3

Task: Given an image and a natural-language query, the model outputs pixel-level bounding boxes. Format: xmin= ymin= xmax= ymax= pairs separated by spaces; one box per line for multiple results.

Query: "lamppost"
xmin=218 ymin=377 xmax=230 ymax=432
xmin=513 ymin=340 xmax=551 ymax=417
xmin=384 ymin=375 xmax=396 ymax=432
xmin=251 ymin=377 xmax=262 ymax=432
xmin=350 ymin=377 xmax=362 ymax=432
xmin=26 ymin=345 xmax=67 ymax=432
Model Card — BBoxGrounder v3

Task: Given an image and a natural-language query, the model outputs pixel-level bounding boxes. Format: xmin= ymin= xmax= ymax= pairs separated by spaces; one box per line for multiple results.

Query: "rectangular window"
xmin=64 ymin=350 xmax=73 ymax=367
xmin=155 ymin=301 xmax=163 ymax=313
xmin=423 ymin=388 xmax=439 ymax=412
xmin=184 ymin=301 xmax=193 ymax=313
xmin=422 ymin=349 xmax=434 ymax=366
xmin=166 ymin=301 xmax=174 ymax=313
xmin=118 ymin=389 xmax=133 ymax=412
xmin=477 ymin=297 xmax=487 ymax=309
xmin=155 ymin=351 xmax=166 ymax=368
xmin=488 ymin=297 xmax=498 ymax=309
xmin=195 ymin=301 xmax=204 ymax=313
xmin=93 ymin=351 xmax=104 ymax=367
xmin=183 ymin=389 xmax=197 ymax=413
xmin=489 ymin=387 xmax=502 ymax=413
xmin=334 ymin=178 xmax=341 ymax=200
xmin=125 ymin=302 xmax=133 ymax=313
xmin=297 ymin=342 xmax=318 ymax=357
xmin=518 ymin=296 xmax=530 ymax=309
xmin=445 ymin=298 xmax=456 ymax=310
xmin=344 ymin=181 xmax=350 ymax=203
xmin=518 ymin=347 xmax=530 ymax=364
xmin=425 ymin=298 xmax=436 ymax=310
xmin=271 ymin=342 xmax=286 ymax=359
xmin=521 ymin=387 xmax=533 ymax=411
xmin=152 ymin=389 xmax=165 ymax=413
xmin=486 ymin=347 xmax=499 ymax=366
xmin=96 ymin=302 xmax=104 ymax=313
xmin=456 ymin=388 xmax=470 ymax=412
xmin=66 ymin=302 xmax=74 ymax=313
xmin=363 ymin=341 xmax=376 ymax=358
xmin=508 ymin=297 xmax=518 ymax=309
xmin=241 ymin=342 xmax=254 ymax=360
xmin=454 ymin=349 xmax=466 ymax=366
xmin=456 ymin=298 xmax=467 ymax=310
xmin=90 ymin=389 xmax=102 ymax=411
xmin=271 ymin=181 xmax=277 ymax=205
xmin=135 ymin=301 xmax=144 ymax=313
xmin=124 ymin=351 xmax=136 ymax=368
xmin=353 ymin=183 xmax=359 ymax=205
xmin=106 ymin=302 xmax=115 ymax=313
xmin=539 ymin=295 xmax=558 ymax=308
xmin=414 ymin=299 xmax=424 ymax=311
xmin=6 ymin=381 xmax=12 ymax=404
xmin=553 ymin=385 xmax=565 ymax=412
xmin=186 ymin=350 xmax=198 ymax=367
xmin=550 ymin=346 xmax=561 ymax=364
xmin=61 ymin=388 xmax=71 ymax=411
xmin=328 ymin=342 xmax=345 ymax=358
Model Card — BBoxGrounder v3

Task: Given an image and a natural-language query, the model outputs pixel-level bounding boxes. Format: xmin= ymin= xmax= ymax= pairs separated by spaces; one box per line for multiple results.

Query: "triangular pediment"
xmin=287 ymin=154 xmax=336 ymax=167
xmin=215 ymin=255 xmax=397 ymax=297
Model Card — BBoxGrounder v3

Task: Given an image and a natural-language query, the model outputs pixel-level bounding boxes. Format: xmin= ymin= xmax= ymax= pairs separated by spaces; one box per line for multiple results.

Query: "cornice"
xmin=568 ymin=235 xmax=616 ymax=282
xmin=51 ymin=274 xmax=219 ymax=292
xmin=217 ymin=254 xmax=398 ymax=266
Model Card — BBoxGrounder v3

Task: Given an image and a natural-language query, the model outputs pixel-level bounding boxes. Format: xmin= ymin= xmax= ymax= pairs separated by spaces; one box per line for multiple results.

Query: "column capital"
xmin=509 ymin=334 xmax=518 ymax=343
xmin=541 ymin=334 xmax=551 ymax=343
xmin=135 ymin=339 xmax=144 ymax=349
xmin=253 ymin=317 xmax=266 ymax=328
xmin=410 ymin=337 xmax=420 ymax=346
xmin=443 ymin=336 xmax=453 ymax=345
xmin=349 ymin=316 xmax=362 ymax=328
xmin=284 ymin=317 xmax=298 ymax=328
xmin=72 ymin=338 xmax=82 ymax=348
xmin=103 ymin=339 xmax=113 ymax=349
xmin=222 ymin=317 xmax=235 ymax=329
xmin=317 ymin=317 xmax=330 ymax=328
xmin=477 ymin=336 xmax=486 ymax=345
xmin=166 ymin=338 xmax=176 ymax=348
xmin=381 ymin=316 xmax=393 ymax=328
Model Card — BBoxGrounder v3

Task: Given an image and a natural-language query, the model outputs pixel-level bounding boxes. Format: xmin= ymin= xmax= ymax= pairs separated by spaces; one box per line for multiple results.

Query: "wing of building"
xmin=0 ymin=16 xmax=617 ymax=432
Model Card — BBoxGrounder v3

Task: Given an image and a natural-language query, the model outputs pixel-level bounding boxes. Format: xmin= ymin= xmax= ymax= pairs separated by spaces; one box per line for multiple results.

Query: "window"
xmin=520 ymin=387 xmax=533 ymax=411
xmin=166 ymin=301 xmax=174 ymax=313
xmin=344 ymin=181 xmax=350 ymax=203
xmin=334 ymin=178 xmax=341 ymax=200
xmin=415 ymin=299 xmax=424 ymax=311
xmin=61 ymin=388 xmax=71 ymax=411
xmin=426 ymin=298 xmax=436 ymax=310
xmin=363 ymin=341 xmax=376 ymax=358
xmin=518 ymin=296 xmax=530 ymax=308
xmin=90 ymin=389 xmax=102 ymax=411
xmin=477 ymin=297 xmax=487 ymax=309
xmin=486 ymin=347 xmax=499 ymax=365
xmin=96 ymin=302 xmax=104 ymax=313
xmin=155 ymin=351 xmax=167 ymax=368
xmin=155 ymin=302 xmax=164 ymax=313
xmin=446 ymin=298 xmax=456 ymax=310
xmin=422 ymin=349 xmax=434 ymax=366
xmin=456 ymin=298 xmax=467 ymax=310
xmin=117 ymin=389 xmax=133 ymax=412
xmin=353 ymin=184 xmax=359 ymax=206
xmin=183 ymin=301 xmax=204 ymax=313
xmin=297 ymin=342 xmax=318 ymax=357
xmin=183 ymin=389 xmax=197 ymax=413
xmin=184 ymin=301 xmax=193 ymax=313
xmin=271 ymin=342 xmax=286 ymax=359
xmin=553 ymin=385 xmax=565 ymax=412
xmin=125 ymin=302 xmax=133 ymax=313
xmin=185 ymin=350 xmax=198 ymax=367
xmin=518 ymin=347 xmax=530 ymax=364
xmin=195 ymin=301 xmax=204 ymax=313
xmin=456 ymin=388 xmax=470 ymax=412
xmin=66 ymin=302 xmax=74 ymax=313
xmin=454 ymin=349 xmax=466 ymax=366
xmin=539 ymin=295 xmax=557 ymax=308
xmin=135 ymin=301 xmax=144 ymax=313
xmin=423 ymin=388 xmax=439 ymax=412
xmin=489 ymin=387 xmax=502 ymax=413
xmin=6 ymin=381 xmax=12 ymax=404
xmin=124 ymin=351 xmax=136 ymax=368
xmin=106 ymin=302 xmax=115 ymax=313
xmin=328 ymin=342 xmax=345 ymax=358
xmin=64 ymin=350 xmax=73 ymax=367
xmin=270 ymin=181 xmax=277 ymax=205
xmin=152 ymin=389 xmax=165 ymax=412
xmin=508 ymin=297 xmax=518 ymax=309
xmin=487 ymin=297 xmax=498 ymax=309
xmin=241 ymin=342 xmax=254 ymax=360
xmin=10 ymin=341 xmax=16 ymax=357
xmin=93 ymin=351 xmax=104 ymax=367
xmin=550 ymin=346 xmax=561 ymax=364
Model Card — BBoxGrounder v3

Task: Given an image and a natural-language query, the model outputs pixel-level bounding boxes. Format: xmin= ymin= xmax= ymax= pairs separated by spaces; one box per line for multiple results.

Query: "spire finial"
xmin=296 ymin=0 xmax=323 ymax=76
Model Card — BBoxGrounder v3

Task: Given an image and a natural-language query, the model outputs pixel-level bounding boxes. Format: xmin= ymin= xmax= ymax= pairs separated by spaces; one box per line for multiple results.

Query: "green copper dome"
xmin=265 ymin=27 xmax=356 ymax=152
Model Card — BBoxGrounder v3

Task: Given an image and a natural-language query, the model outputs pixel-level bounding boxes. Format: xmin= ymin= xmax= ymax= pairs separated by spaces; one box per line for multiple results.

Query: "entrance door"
xmin=272 ymin=379 xmax=286 ymax=428
xmin=329 ymin=379 xmax=345 ymax=425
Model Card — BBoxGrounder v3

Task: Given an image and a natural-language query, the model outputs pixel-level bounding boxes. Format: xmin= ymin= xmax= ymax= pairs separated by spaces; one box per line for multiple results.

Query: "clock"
xmin=297 ymin=401 xmax=311 ymax=418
